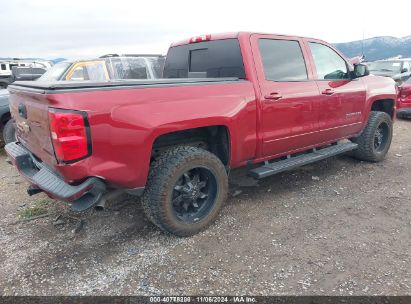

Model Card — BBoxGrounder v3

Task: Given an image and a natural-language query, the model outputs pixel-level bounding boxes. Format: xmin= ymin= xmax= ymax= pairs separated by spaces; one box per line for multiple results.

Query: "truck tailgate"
xmin=8 ymin=88 xmax=56 ymax=166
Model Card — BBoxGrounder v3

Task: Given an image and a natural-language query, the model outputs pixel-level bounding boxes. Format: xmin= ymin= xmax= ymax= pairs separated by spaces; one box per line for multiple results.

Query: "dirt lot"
xmin=0 ymin=120 xmax=410 ymax=296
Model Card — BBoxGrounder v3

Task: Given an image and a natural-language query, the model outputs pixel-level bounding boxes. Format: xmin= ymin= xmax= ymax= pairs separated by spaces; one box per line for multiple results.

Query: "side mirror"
xmin=353 ymin=64 xmax=369 ymax=78
xmin=401 ymin=68 xmax=408 ymax=73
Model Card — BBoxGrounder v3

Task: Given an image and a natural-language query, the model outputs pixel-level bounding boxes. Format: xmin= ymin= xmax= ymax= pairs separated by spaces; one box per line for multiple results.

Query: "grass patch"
xmin=17 ymin=199 xmax=53 ymax=219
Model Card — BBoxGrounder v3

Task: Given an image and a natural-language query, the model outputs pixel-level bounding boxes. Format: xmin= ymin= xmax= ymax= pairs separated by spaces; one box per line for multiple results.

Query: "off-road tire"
xmin=3 ymin=119 xmax=16 ymax=145
xmin=141 ymin=146 xmax=228 ymax=237
xmin=351 ymin=111 xmax=392 ymax=162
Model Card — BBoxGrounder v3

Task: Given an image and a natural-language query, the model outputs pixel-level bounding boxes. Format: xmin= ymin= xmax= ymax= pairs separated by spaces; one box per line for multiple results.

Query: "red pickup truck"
xmin=6 ymin=32 xmax=396 ymax=236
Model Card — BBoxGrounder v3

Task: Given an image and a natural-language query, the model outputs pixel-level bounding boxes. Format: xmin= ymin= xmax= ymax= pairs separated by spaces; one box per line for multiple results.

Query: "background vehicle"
xmin=366 ymin=58 xmax=411 ymax=85
xmin=5 ymin=32 xmax=396 ymax=236
xmin=0 ymin=55 xmax=166 ymax=143
xmin=0 ymin=89 xmax=14 ymax=144
xmin=38 ymin=55 xmax=165 ymax=82
xmin=0 ymin=59 xmax=52 ymax=88
xmin=397 ymin=77 xmax=411 ymax=118
xmin=0 ymin=66 xmax=48 ymax=144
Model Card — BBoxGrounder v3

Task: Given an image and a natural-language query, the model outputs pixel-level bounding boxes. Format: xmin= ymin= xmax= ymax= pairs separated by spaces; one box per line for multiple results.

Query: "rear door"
xmin=305 ymin=40 xmax=365 ymax=140
xmin=251 ymin=34 xmax=320 ymax=157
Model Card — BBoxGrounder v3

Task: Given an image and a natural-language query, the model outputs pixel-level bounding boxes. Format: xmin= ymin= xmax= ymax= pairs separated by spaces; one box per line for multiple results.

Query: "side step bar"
xmin=249 ymin=142 xmax=358 ymax=179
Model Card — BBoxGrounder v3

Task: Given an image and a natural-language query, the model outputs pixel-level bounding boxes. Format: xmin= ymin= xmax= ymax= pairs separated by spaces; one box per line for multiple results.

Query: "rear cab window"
xmin=163 ymin=39 xmax=245 ymax=79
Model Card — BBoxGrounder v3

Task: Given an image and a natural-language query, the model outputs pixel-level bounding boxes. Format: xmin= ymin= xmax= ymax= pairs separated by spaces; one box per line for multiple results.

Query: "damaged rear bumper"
xmin=5 ymin=141 xmax=106 ymax=211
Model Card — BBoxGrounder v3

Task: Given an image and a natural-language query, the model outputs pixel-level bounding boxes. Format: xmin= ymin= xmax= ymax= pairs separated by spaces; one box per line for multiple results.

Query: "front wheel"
xmin=142 ymin=146 xmax=228 ymax=236
xmin=351 ymin=111 xmax=393 ymax=162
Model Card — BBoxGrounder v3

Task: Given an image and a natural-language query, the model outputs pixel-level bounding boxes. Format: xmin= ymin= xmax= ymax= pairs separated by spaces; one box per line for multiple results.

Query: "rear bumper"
xmin=5 ymin=141 xmax=106 ymax=211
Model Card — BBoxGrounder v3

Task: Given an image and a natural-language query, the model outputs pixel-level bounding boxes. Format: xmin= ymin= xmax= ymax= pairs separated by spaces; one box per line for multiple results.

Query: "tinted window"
xmin=309 ymin=43 xmax=349 ymax=80
xmin=0 ymin=64 xmax=5 ymax=70
xmin=258 ymin=39 xmax=308 ymax=81
xmin=163 ymin=39 xmax=245 ymax=79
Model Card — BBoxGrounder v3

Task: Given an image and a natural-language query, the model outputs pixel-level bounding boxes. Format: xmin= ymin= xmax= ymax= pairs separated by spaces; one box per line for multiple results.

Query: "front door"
xmin=306 ymin=41 xmax=366 ymax=141
xmin=251 ymin=34 xmax=320 ymax=157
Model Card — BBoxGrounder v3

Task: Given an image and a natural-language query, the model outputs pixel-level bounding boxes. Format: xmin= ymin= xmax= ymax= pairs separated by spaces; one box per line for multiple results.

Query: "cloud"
xmin=1 ymin=0 xmax=410 ymax=59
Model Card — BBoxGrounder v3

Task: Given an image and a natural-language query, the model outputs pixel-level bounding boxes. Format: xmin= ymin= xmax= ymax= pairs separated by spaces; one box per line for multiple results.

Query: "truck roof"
xmin=170 ymin=32 xmax=325 ymax=47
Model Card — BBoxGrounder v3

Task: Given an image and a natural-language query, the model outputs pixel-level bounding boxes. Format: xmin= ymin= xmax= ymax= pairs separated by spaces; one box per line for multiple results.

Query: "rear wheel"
xmin=3 ymin=119 xmax=16 ymax=144
xmin=142 ymin=146 xmax=228 ymax=236
xmin=351 ymin=111 xmax=393 ymax=162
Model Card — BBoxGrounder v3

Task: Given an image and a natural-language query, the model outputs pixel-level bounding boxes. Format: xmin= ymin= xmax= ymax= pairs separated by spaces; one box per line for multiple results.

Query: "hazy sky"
xmin=1 ymin=0 xmax=410 ymax=59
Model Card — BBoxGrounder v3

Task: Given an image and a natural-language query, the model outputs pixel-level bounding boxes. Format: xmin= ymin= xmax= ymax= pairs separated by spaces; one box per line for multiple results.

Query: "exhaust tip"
xmin=27 ymin=186 xmax=43 ymax=196
xmin=94 ymin=205 xmax=105 ymax=211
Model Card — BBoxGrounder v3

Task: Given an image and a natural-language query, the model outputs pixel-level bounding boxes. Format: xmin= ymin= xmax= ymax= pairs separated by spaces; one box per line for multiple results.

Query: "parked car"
xmin=5 ymin=32 xmax=396 ymax=236
xmin=0 ymin=89 xmax=14 ymax=144
xmin=0 ymin=67 xmax=48 ymax=144
xmin=397 ymin=77 xmax=411 ymax=118
xmin=38 ymin=55 xmax=165 ymax=82
xmin=0 ymin=55 xmax=166 ymax=143
xmin=366 ymin=58 xmax=411 ymax=85
xmin=0 ymin=59 xmax=52 ymax=88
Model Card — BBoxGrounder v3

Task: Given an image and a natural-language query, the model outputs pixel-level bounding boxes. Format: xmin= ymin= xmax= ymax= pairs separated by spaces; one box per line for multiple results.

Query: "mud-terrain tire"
xmin=3 ymin=119 xmax=16 ymax=144
xmin=351 ymin=111 xmax=392 ymax=162
xmin=141 ymin=146 xmax=228 ymax=237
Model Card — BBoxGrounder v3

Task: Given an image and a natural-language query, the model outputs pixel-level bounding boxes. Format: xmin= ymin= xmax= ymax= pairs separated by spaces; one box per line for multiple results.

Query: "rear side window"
xmin=258 ymin=39 xmax=308 ymax=81
xmin=163 ymin=39 xmax=245 ymax=79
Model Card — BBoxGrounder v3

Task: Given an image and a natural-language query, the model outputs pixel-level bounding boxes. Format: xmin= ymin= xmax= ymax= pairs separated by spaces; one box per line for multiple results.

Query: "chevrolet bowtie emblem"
xmin=16 ymin=121 xmax=30 ymax=134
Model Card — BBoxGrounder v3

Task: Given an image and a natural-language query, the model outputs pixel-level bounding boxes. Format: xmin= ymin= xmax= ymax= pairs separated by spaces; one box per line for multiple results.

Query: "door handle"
xmin=321 ymin=88 xmax=335 ymax=95
xmin=264 ymin=92 xmax=282 ymax=100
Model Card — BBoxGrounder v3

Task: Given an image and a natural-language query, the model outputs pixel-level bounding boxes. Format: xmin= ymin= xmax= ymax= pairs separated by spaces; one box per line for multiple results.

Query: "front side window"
xmin=258 ymin=39 xmax=308 ymax=81
xmin=309 ymin=42 xmax=349 ymax=80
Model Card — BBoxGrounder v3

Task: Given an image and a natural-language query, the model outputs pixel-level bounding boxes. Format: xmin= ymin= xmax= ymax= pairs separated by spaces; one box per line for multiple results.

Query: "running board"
xmin=249 ymin=142 xmax=358 ymax=179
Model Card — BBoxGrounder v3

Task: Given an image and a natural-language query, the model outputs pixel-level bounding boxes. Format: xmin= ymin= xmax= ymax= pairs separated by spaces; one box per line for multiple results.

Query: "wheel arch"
xmin=151 ymin=125 xmax=231 ymax=167
xmin=0 ymin=111 xmax=11 ymax=130
xmin=369 ymin=98 xmax=395 ymax=119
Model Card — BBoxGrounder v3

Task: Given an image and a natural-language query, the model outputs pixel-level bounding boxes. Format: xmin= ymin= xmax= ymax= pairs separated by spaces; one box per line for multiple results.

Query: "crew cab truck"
xmin=5 ymin=33 xmax=396 ymax=236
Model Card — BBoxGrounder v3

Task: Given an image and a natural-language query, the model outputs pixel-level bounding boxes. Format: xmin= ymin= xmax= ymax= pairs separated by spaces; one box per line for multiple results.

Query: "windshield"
xmin=37 ymin=62 xmax=71 ymax=81
xmin=367 ymin=61 xmax=402 ymax=73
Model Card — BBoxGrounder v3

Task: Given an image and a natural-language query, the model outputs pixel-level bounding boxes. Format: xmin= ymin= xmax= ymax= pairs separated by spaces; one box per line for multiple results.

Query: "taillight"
xmin=48 ymin=108 xmax=91 ymax=163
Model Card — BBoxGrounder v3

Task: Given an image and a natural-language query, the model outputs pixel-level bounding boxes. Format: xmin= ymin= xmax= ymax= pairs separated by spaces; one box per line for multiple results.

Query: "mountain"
xmin=50 ymin=58 xmax=66 ymax=64
xmin=334 ymin=36 xmax=411 ymax=61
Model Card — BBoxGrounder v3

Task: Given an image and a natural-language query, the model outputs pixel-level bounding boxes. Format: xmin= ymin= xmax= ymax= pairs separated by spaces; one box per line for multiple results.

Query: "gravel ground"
xmin=0 ymin=120 xmax=410 ymax=296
